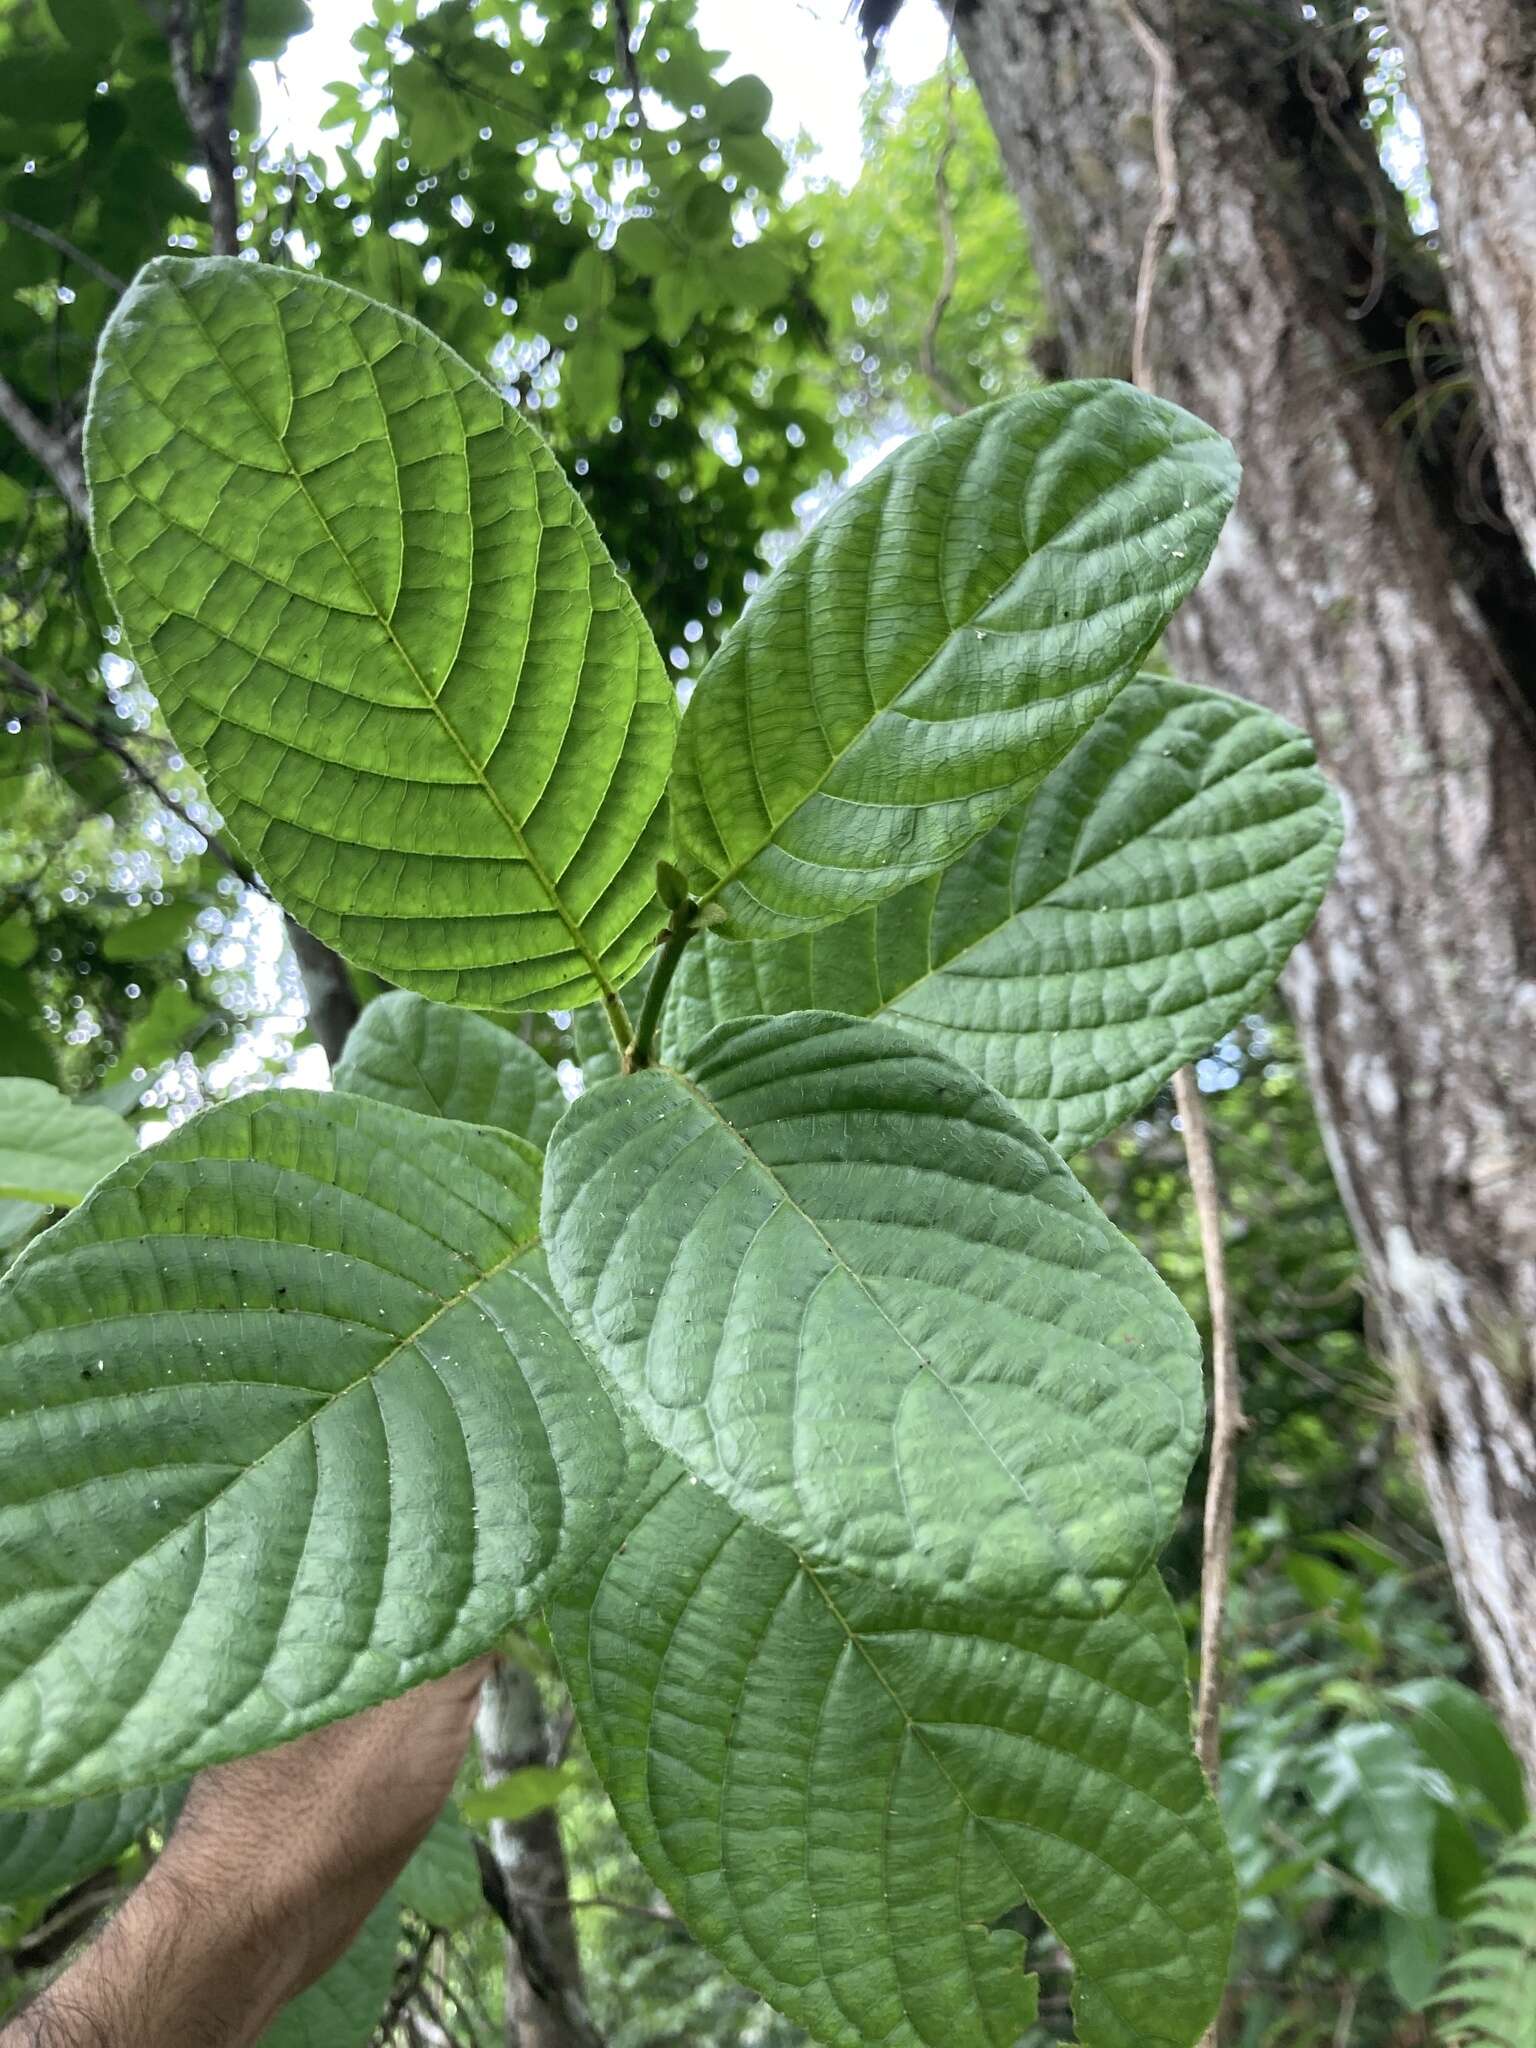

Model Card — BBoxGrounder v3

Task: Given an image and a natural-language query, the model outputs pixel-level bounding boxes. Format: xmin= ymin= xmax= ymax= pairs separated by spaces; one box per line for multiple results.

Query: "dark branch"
xmin=0 ymin=373 xmax=86 ymax=520
xmin=166 ymin=0 xmax=247 ymax=257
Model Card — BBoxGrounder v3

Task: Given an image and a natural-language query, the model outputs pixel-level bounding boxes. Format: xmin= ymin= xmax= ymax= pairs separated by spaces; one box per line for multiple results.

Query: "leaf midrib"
xmin=678 ymin=711 xmax=1325 ymax=1051
xmin=663 ymin=1064 xmax=1098 ymax=1588
xmin=164 ymin=271 xmax=618 ymax=1000
xmin=690 ymin=412 xmax=1203 ymax=905
xmin=3 ymin=1217 xmax=537 ymax=1790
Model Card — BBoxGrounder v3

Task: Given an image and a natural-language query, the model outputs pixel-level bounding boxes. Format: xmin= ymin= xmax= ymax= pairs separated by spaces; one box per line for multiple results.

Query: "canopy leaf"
xmin=663 ymin=679 xmax=1341 ymax=1149
xmin=0 ymin=1091 xmax=628 ymax=1803
xmin=551 ymin=1457 xmax=1235 ymax=2048
xmin=543 ymin=1011 xmax=1202 ymax=1617
xmin=86 ymin=257 xmax=676 ymax=1009
xmin=670 ymin=383 xmax=1238 ymax=938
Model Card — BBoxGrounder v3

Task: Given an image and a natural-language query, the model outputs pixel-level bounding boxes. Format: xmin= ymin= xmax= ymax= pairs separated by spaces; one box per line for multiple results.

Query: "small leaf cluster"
xmin=0 ymin=253 xmax=1346 ymax=2048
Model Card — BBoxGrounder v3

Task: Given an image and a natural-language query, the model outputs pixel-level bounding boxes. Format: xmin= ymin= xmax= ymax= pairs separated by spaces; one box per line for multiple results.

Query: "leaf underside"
xmin=0 ymin=1090 xmax=627 ymax=1803
xmin=543 ymin=1011 xmax=1202 ymax=1618
xmin=332 ymin=990 xmax=567 ymax=1151
xmin=670 ymin=382 xmax=1239 ymax=939
xmin=0 ymin=1783 xmax=176 ymax=1901
xmin=551 ymin=1455 xmax=1236 ymax=2048
xmin=86 ymin=256 xmax=676 ymax=1009
xmin=663 ymin=677 xmax=1342 ymax=1151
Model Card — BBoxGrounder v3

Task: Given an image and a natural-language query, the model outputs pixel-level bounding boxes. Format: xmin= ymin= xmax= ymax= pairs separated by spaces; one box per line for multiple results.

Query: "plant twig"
xmin=0 ymin=371 xmax=86 ymax=519
xmin=624 ymin=900 xmax=698 ymax=1072
xmin=918 ymin=40 xmax=967 ymax=418
xmin=0 ymin=652 xmax=260 ymax=891
xmin=0 ymin=210 xmax=125 ymax=294
xmin=1115 ymin=0 xmax=1180 ymax=388
xmin=611 ymin=0 xmax=644 ymax=113
xmin=1172 ymin=1065 xmax=1245 ymax=1789
xmin=166 ymin=0 xmax=247 ymax=258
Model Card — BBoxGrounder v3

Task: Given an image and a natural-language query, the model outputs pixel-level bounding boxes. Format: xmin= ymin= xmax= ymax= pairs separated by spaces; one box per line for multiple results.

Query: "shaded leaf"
xmin=544 ymin=1011 xmax=1202 ymax=1617
xmin=1393 ymin=1677 xmax=1529 ymax=1833
xmin=396 ymin=1807 xmax=483 ymax=1929
xmin=86 ymin=257 xmax=676 ymax=1010
xmin=1306 ymin=1723 xmax=1442 ymax=1918
xmin=0 ymin=1091 xmax=629 ymax=1802
xmin=333 ymin=991 xmax=566 ymax=1152
xmin=0 ymin=1785 xmax=176 ymax=1902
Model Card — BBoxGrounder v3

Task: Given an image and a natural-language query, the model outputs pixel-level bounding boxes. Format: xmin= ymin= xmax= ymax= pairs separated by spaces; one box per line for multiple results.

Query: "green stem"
xmin=601 ymin=984 xmax=634 ymax=1063
xmin=624 ymin=903 xmax=698 ymax=1072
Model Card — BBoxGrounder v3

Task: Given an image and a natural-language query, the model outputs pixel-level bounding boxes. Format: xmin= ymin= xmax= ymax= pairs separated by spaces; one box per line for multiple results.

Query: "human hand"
xmin=5 ymin=1660 xmax=492 ymax=2047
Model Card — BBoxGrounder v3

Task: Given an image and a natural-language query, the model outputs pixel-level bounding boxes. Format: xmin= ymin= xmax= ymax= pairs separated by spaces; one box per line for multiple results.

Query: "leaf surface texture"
xmin=544 ymin=1012 xmax=1202 ymax=1615
xmin=0 ymin=1091 xmax=627 ymax=1801
xmin=664 ymin=679 xmax=1341 ymax=1148
xmin=551 ymin=1458 xmax=1235 ymax=2048
xmin=670 ymin=385 xmax=1238 ymax=938
xmin=86 ymin=256 xmax=676 ymax=1008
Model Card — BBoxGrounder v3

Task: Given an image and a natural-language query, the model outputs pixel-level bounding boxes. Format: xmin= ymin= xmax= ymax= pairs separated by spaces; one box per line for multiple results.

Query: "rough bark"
xmin=475 ymin=1659 xmax=603 ymax=2048
xmin=949 ymin=0 xmax=1536 ymax=1775
xmin=1387 ymin=0 xmax=1536 ymax=566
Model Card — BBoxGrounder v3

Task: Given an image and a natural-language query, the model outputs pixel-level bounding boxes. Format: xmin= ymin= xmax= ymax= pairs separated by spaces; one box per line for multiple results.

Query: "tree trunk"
xmin=948 ymin=0 xmax=1536 ymax=1775
xmin=1386 ymin=0 xmax=1536 ymax=566
xmin=475 ymin=1659 xmax=603 ymax=2048
xmin=286 ymin=920 xmax=361 ymax=1067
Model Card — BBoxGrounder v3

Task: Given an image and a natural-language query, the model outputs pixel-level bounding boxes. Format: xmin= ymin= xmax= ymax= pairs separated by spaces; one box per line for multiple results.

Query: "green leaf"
xmin=669 ymin=383 xmax=1238 ymax=940
xmin=333 ymin=992 xmax=566 ymax=1152
xmin=256 ymin=1893 xmax=398 ymax=2048
xmin=0 ymin=1785 xmax=175 ymax=1902
xmin=0 ymin=913 xmax=36 ymax=970
xmin=396 ymin=1806 xmax=483 ymax=1929
xmin=86 ymin=257 xmax=676 ymax=1010
xmin=1306 ymin=1724 xmax=1442 ymax=1919
xmin=0 ymin=1090 xmax=630 ymax=1803
xmin=559 ymin=335 xmax=624 ymax=436
xmin=543 ymin=1011 xmax=1202 ymax=1617
xmin=100 ymin=902 xmax=197 ymax=963
xmin=663 ymin=678 xmax=1339 ymax=1148
xmin=1385 ymin=1911 xmax=1448 ymax=2013
xmin=458 ymin=1761 xmax=580 ymax=1826
xmin=550 ymin=1456 xmax=1235 ymax=2048
xmin=1392 ymin=1678 xmax=1529 ymax=1833
xmin=0 ymin=1078 xmax=134 ymax=1206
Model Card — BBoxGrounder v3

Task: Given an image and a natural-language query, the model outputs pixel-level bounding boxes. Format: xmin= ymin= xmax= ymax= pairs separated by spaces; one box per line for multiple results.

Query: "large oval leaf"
xmin=85 ymin=257 xmax=676 ymax=1010
xmin=670 ymin=384 xmax=1238 ymax=939
xmin=663 ymin=678 xmax=1341 ymax=1149
xmin=550 ymin=1457 xmax=1235 ymax=2048
xmin=543 ymin=1012 xmax=1202 ymax=1617
xmin=0 ymin=1078 xmax=134 ymax=1206
xmin=0 ymin=1091 xmax=628 ymax=1804
xmin=0 ymin=1784 xmax=176 ymax=1902
xmin=333 ymin=991 xmax=567 ymax=1151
